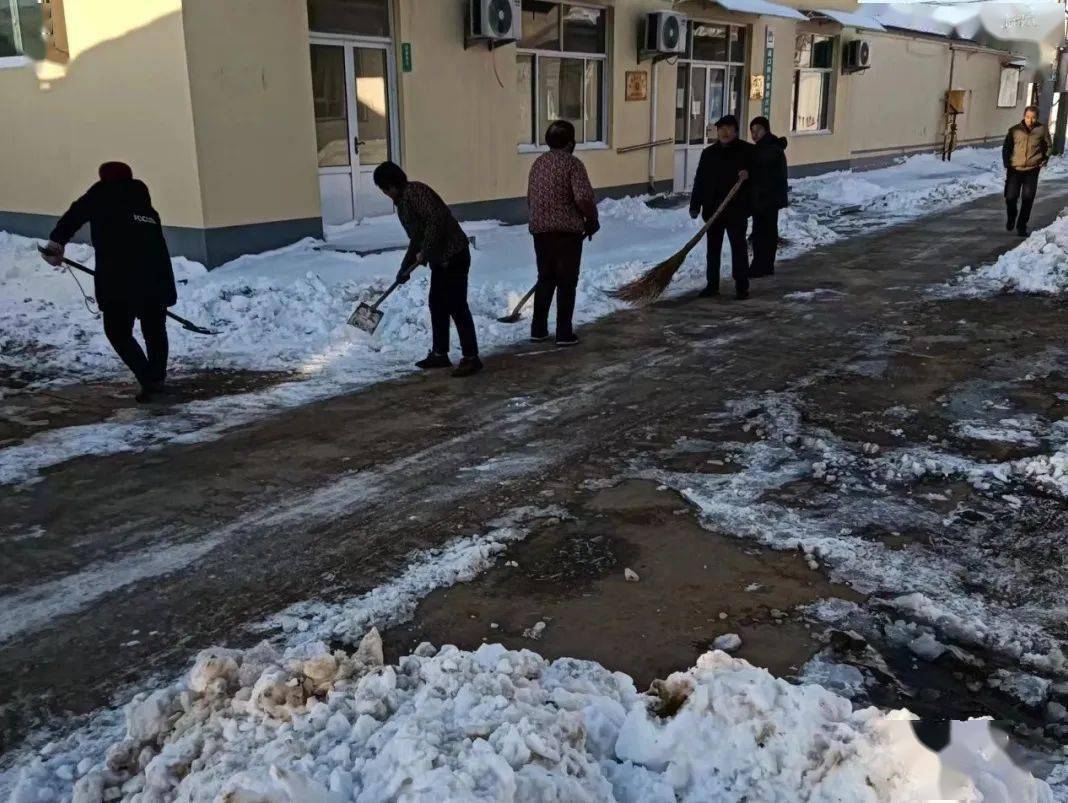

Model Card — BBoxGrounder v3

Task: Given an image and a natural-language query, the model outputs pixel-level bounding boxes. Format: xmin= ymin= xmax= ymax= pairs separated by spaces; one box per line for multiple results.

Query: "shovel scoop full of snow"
xmin=348 ymin=302 xmax=384 ymax=334
xmin=347 ymin=275 xmax=405 ymax=334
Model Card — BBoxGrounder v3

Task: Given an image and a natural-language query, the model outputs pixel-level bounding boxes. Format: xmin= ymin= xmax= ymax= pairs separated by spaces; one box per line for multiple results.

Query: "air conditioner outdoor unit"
xmin=843 ymin=39 xmax=872 ymax=72
xmin=643 ymin=11 xmax=686 ymax=56
xmin=469 ymin=0 xmax=521 ymax=43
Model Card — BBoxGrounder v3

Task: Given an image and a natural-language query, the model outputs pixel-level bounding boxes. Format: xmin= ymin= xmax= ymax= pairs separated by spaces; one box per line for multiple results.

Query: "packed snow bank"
xmin=0 ymin=198 xmax=836 ymax=391
xmin=791 ymin=147 xmax=1068 ymax=223
xmin=6 ymin=641 xmax=1053 ymax=803
xmin=950 ymin=208 xmax=1068 ymax=295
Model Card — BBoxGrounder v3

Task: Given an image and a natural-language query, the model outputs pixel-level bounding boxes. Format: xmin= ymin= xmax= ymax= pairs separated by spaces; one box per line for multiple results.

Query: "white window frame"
xmin=1 ymin=0 xmax=34 ymax=67
xmin=674 ymin=20 xmax=750 ymax=147
xmin=791 ymin=32 xmax=836 ymax=135
xmin=516 ymin=0 xmax=609 ymax=153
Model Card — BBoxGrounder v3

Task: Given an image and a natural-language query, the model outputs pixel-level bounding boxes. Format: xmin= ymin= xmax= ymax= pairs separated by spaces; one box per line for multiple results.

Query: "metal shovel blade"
xmin=348 ymin=302 xmax=383 ymax=334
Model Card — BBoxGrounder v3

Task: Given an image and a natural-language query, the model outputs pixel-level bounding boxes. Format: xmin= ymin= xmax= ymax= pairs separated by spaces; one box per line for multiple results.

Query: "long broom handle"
xmin=680 ymin=176 xmax=747 ymax=260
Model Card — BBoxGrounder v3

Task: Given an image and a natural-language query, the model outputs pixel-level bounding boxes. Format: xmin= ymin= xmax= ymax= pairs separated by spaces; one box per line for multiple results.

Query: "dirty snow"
xmin=4 ymin=640 xmax=1054 ymax=803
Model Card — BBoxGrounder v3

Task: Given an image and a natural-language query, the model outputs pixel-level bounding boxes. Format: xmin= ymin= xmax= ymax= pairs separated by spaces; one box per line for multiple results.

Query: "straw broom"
xmin=608 ymin=177 xmax=746 ymax=305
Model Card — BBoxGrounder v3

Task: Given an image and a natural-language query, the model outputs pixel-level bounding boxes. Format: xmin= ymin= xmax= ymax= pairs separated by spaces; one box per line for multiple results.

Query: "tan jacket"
xmin=1003 ymin=122 xmax=1052 ymax=171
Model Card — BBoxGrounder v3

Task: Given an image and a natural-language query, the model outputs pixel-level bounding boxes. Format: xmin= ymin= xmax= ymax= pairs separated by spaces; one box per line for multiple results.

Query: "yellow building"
xmin=0 ymin=0 xmax=1045 ymax=266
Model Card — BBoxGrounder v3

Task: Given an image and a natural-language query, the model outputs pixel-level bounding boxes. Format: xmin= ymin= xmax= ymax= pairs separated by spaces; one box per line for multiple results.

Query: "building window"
xmin=997 ymin=67 xmax=1020 ymax=108
xmin=517 ymin=1 xmax=608 ymax=147
xmin=307 ymin=0 xmax=389 ymax=37
xmin=674 ymin=21 xmax=749 ymax=147
xmin=791 ymin=33 xmax=834 ymax=133
xmin=1 ymin=0 xmax=44 ymax=60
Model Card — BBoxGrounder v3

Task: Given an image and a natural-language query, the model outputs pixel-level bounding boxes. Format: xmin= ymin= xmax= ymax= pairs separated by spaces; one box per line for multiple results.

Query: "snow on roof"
xmin=710 ymin=0 xmax=808 ymax=20
xmin=863 ymin=3 xmax=976 ymax=39
xmin=812 ymin=8 xmax=887 ymax=31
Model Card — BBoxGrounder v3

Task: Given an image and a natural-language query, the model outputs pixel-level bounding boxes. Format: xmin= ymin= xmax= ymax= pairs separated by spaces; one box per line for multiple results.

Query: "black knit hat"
xmin=749 ymin=115 xmax=771 ymax=132
xmin=98 ymin=162 xmax=133 ymax=182
xmin=715 ymin=114 xmax=739 ymax=130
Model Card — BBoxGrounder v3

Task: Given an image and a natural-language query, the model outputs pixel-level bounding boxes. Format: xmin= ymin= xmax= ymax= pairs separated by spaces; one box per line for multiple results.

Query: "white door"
xmin=674 ymin=65 xmax=730 ymax=193
xmin=310 ymin=37 xmax=398 ymax=226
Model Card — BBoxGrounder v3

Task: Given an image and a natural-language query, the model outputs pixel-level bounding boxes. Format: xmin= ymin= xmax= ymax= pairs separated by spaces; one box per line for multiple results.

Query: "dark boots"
xmin=415 ymin=351 xmax=452 ymax=369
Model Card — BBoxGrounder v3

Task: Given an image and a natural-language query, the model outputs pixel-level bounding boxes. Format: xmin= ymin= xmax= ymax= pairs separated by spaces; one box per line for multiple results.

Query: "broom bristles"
xmin=608 ymin=177 xmax=745 ymax=306
xmin=606 ymin=250 xmax=687 ymax=304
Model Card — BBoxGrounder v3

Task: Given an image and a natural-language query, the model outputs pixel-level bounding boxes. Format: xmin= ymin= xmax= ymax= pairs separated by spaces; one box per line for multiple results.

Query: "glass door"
xmin=706 ymin=67 xmax=727 ymax=140
xmin=309 ymin=37 xmax=397 ymax=226
xmin=352 ymin=45 xmax=394 ymax=219
xmin=310 ymin=41 xmax=356 ymax=225
xmin=688 ymin=65 xmax=707 ymax=146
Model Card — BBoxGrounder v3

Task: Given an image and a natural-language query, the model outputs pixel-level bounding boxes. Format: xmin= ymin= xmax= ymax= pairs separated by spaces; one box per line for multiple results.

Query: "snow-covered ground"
xmin=1 ymin=146 xmax=1064 ymax=486
xmin=1 ymin=508 xmax=1056 ymax=803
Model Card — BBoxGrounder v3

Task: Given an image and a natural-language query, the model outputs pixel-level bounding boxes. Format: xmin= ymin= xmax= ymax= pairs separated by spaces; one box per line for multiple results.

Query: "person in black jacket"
xmin=748 ymin=116 xmax=789 ymax=278
xmin=689 ymin=115 xmax=753 ymax=299
xmin=40 ymin=162 xmax=177 ymax=402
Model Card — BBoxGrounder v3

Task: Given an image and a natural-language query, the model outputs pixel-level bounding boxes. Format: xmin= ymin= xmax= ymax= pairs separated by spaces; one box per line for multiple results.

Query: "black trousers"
xmin=1005 ymin=168 xmax=1039 ymax=230
xmin=429 ymin=249 xmax=478 ymax=358
xmin=749 ymin=210 xmax=779 ymax=278
xmin=706 ymin=216 xmax=749 ymax=292
xmin=532 ymin=232 xmax=583 ymax=340
xmin=101 ymin=304 xmax=168 ymax=386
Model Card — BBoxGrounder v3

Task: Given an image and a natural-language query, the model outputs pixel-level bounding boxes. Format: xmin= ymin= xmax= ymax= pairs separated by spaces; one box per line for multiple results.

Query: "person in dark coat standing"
xmin=748 ymin=116 xmax=789 ymax=278
xmin=1003 ymin=105 xmax=1052 ymax=237
xmin=372 ymin=161 xmax=482 ymax=377
xmin=526 ymin=120 xmax=600 ymax=347
xmin=689 ymin=115 xmax=753 ymax=299
xmin=40 ymin=162 xmax=177 ymax=403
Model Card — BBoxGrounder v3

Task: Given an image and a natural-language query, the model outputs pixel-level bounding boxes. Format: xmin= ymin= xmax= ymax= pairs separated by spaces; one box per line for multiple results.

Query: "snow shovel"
xmin=348 ymin=273 xmax=407 ymax=334
xmin=38 ymin=247 xmax=220 ymax=335
xmin=498 ymin=285 xmax=536 ymax=323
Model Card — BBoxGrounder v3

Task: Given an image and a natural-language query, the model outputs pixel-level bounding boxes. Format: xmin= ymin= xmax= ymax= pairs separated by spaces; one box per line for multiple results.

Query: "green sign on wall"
xmin=762 ymin=29 xmax=774 ymax=118
xmin=401 ymin=42 xmax=412 ymax=72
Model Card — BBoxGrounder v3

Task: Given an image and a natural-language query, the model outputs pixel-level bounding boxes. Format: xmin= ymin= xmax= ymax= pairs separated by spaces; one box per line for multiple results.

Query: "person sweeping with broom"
xmin=690 ymin=114 xmax=753 ymax=300
xmin=372 ymin=161 xmax=482 ymax=378
xmin=39 ymin=162 xmax=177 ymax=403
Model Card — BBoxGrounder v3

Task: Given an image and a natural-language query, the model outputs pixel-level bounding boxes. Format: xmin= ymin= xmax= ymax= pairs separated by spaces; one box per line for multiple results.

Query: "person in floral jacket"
xmin=526 ymin=120 xmax=600 ymax=346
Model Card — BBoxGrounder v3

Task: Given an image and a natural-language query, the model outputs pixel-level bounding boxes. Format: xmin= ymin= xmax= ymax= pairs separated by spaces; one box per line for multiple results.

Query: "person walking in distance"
xmin=526 ymin=120 xmax=600 ymax=346
xmin=1003 ymin=105 xmax=1052 ymax=237
xmin=747 ymin=116 xmax=789 ymax=278
xmin=689 ymin=115 xmax=753 ymax=299
xmin=372 ymin=161 xmax=482 ymax=378
xmin=40 ymin=162 xmax=176 ymax=403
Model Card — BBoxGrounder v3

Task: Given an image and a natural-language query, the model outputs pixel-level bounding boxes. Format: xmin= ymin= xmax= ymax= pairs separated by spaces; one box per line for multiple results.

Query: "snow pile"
xmin=7 ymin=641 xmax=1054 ymax=803
xmin=792 ymin=148 xmax=1068 ymax=223
xmin=952 ymin=209 xmax=1068 ymax=295
xmin=0 ymin=199 xmax=826 ymax=390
